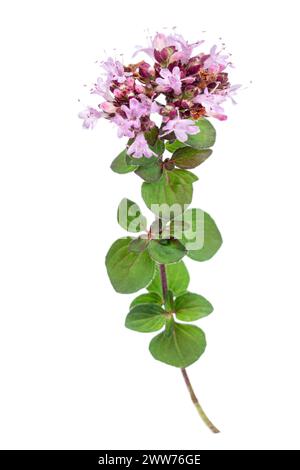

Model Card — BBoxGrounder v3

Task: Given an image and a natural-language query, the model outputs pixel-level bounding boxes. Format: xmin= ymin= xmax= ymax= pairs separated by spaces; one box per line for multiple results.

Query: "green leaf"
xmin=110 ymin=150 xmax=136 ymax=174
xmin=128 ymin=236 xmax=149 ymax=253
xmin=181 ymin=208 xmax=222 ymax=261
xmin=141 ymin=169 xmax=198 ymax=219
xmin=171 ymin=147 xmax=212 ymax=169
xmin=145 ymin=126 xmax=159 ymax=146
xmin=166 ymin=140 xmax=186 ymax=153
xmin=165 ymin=290 xmax=174 ymax=312
xmin=147 ymin=261 xmax=190 ymax=297
xmin=126 ymin=154 xmax=158 ymax=167
xmin=149 ymin=323 xmax=206 ymax=367
xmin=105 ymin=237 xmax=155 ymax=294
xmin=175 ymin=292 xmax=213 ymax=321
xmin=148 ymin=239 xmax=187 ymax=264
xmin=117 ymin=198 xmax=147 ymax=233
xmin=125 ymin=303 xmax=166 ymax=332
xmin=186 ymin=118 xmax=216 ymax=149
xmin=149 ymin=219 xmax=167 ymax=236
xmin=165 ymin=119 xmax=216 ymax=153
xmin=135 ymin=161 xmax=162 ymax=183
xmin=130 ymin=292 xmax=162 ymax=309
xmin=151 ymin=139 xmax=165 ymax=156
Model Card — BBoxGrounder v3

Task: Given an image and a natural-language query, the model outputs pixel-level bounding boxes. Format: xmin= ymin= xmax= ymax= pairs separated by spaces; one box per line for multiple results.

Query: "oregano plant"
xmin=79 ymin=30 xmax=240 ymax=433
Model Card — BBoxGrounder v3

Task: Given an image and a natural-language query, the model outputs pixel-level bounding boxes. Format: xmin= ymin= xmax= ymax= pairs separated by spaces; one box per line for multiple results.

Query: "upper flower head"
xmin=79 ymin=31 xmax=239 ymax=157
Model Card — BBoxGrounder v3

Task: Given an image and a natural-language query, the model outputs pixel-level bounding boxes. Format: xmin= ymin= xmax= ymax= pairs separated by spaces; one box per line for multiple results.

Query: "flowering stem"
xmin=159 ymin=263 xmax=220 ymax=434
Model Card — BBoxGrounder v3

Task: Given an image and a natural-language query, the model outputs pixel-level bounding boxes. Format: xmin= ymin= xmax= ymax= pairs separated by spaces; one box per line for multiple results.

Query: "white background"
xmin=0 ymin=0 xmax=299 ymax=450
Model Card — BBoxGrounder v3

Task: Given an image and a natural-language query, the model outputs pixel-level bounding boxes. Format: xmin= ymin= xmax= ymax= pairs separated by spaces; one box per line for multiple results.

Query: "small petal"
xmin=127 ymin=133 xmax=156 ymax=159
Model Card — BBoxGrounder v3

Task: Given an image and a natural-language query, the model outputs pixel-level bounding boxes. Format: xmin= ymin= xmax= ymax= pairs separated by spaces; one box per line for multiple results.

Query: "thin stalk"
xmin=181 ymin=368 xmax=220 ymax=433
xmin=159 ymin=263 xmax=220 ymax=434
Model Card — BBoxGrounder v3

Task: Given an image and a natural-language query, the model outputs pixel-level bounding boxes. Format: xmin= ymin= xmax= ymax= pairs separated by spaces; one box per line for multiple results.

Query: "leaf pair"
xmin=127 ymin=291 xmax=213 ymax=330
xmin=117 ymin=198 xmax=187 ymax=264
xmin=126 ymin=305 xmax=207 ymax=368
xmin=125 ymin=290 xmax=213 ymax=368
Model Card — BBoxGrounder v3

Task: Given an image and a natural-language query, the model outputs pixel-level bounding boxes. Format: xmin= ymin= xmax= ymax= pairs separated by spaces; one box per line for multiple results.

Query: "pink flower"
xmin=127 ymin=133 xmax=155 ymax=159
xmin=218 ymin=84 xmax=241 ymax=104
xmin=204 ymin=45 xmax=230 ymax=72
xmin=138 ymin=95 xmax=161 ymax=114
xmin=156 ymin=67 xmax=182 ymax=95
xmin=121 ymin=97 xmax=148 ymax=120
xmin=101 ymin=57 xmax=130 ymax=84
xmin=162 ymin=117 xmax=199 ymax=142
xmin=91 ymin=77 xmax=112 ymax=100
xmin=194 ymin=88 xmax=226 ymax=114
xmin=135 ymin=32 xmax=203 ymax=64
xmin=100 ymin=101 xmax=116 ymax=114
xmin=165 ymin=33 xmax=203 ymax=63
xmin=78 ymin=107 xmax=102 ymax=129
xmin=111 ymin=113 xmax=138 ymax=139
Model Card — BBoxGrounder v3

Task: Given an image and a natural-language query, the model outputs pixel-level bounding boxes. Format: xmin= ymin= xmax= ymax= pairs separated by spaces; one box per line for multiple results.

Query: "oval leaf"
xmin=142 ymin=170 xmax=197 ymax=219
xmin=130 ymin=292 xmax=163 ymax=309
xmin=111 ymin=150 xmax=136 ymax=174
xmin=128 ymin=236 xmax=149 ymax=253
xmin=144 ymin=126 xmax=159 ymax=146
xmin=186 ymin=118 xmax=216 ymax=149
xmin=149 ymin=323 xmax=206 ymax=367
xmin=125 ymin=303 xmax=166 ymax=332
xmin=117 ymin=198 xmax=147 ymax=233
xmin=175 ymin=292 xmax=213 ymax=321
xmin=181 ymin=208 xmax=222 ymax=261
xmin=147 ymin=261 xmax=190 ymax=297
xmin=126 ymin=154 xmax=158 ymax=167
xmin=166 ymin=140 xmax=186 ymax=153
xmin=105 ymin=237 xmax=155 ymax=294
xmin=171 ymin=147 xmax=212 ymax=169
xmin=148 ymin=239 xmax=187 ymax=264
xmin=135 ymin=161 xmax=162 ymax=183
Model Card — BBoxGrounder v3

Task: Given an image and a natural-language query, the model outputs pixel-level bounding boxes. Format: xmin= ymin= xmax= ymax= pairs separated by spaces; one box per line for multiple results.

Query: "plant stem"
xmin=159 ymin=264 xmax=168 ymax=300
xmin=181 ymin=368 xmax=220 ymax=433
xmin=159 ymin=263 xmax=220 ymax=434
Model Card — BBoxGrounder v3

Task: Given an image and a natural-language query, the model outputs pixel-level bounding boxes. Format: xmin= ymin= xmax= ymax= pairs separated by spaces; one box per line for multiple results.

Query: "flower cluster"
xmin=79 ymin=32 xmax=240 ymax=158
